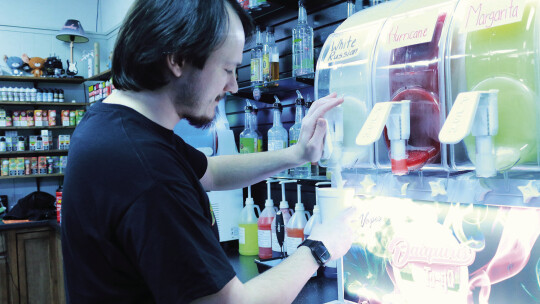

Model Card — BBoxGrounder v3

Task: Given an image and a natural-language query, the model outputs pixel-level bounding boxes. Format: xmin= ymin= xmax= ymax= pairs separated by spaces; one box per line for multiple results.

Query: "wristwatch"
xmin=298 ymin=239 xmax=331 ymax=266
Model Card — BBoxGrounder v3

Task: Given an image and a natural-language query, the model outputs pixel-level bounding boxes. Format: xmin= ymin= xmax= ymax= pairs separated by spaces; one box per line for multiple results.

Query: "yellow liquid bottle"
xmin=238 ymin=186 xmax=260 ymax=256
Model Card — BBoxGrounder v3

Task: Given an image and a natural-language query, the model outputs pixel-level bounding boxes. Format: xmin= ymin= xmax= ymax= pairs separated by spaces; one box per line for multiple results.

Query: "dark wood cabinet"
xmin=1 ymin=226 xmax=64 ymax=304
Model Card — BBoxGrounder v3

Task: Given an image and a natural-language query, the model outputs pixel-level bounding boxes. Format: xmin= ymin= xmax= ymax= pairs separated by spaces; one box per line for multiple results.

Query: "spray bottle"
xmin=290 ymin=90 xmax=310 ymax=178
xmin=239 ymin=185 xmax=261 ymax=255
xmin=271 ymin=180 xmax=296 ymax=257
xmin=286 ymin=184 xmax=311 ymax=256
xmin=258 ymin=179 xmax=279 ymax=259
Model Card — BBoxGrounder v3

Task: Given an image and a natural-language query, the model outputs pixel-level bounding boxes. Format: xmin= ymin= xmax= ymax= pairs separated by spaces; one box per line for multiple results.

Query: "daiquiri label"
xmin=387 ymin=223 xmax=476 ymax=302
xmin=463 ymin=0 xmax=526 ymax=32
xmin=388 ymin=238 xmax=476 ymax=269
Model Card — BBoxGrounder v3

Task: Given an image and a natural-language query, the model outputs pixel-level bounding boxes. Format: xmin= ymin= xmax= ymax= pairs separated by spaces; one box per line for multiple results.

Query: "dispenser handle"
xmin=356 ymin=102 xmax=394 ymax=145
xmin=254 ymin=205 xmax=261 ymax=218
xmin=438 ymin=91 xmax=481 ymax=144
xmin=304 ymin=211 xmax=311 ymax=221
xmin=274 ymin=206 xmax=279 ymax=212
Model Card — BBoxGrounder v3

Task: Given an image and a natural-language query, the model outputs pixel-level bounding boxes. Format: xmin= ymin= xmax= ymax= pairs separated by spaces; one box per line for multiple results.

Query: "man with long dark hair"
xmin=61 ymin=0 xmax=355 ymax=303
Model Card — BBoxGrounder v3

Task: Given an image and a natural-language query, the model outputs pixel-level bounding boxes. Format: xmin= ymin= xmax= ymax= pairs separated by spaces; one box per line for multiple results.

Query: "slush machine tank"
xmin=316 ymin=1 xmax=400 ymax=170
xmin=370 ymin=0 xmax=458 ymax=174
xmin=445 ymin=0 xmax=540 ymax=173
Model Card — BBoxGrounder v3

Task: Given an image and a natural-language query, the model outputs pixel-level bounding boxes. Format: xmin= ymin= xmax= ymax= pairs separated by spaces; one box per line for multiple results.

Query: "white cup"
xmin=316 ymin=187 xmax=355 ymax=224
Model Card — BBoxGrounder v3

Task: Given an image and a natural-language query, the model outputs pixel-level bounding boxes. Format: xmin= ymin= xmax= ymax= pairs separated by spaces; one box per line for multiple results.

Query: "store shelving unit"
xmin=86 ymin=69 xmax=111 ymax=82
xmin=0 ymin=76 xmax=87 ymax=181
xmin=0 ymin=101 xmax=87 ymax=106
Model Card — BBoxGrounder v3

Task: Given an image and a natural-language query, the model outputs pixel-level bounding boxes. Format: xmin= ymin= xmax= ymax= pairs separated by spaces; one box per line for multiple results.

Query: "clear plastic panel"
xmin=446 ymin=0 xmax=540 ymax=173
xmin=316 ymin=1 xmax=400 ymax=169
xmin=372 ymin=0 xmax=458 ymax=173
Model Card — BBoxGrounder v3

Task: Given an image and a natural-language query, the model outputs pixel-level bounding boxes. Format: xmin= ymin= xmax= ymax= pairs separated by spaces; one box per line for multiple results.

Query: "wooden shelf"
xmin=0 ymin=173 xmax=64 ymax=180
xmin=0 ymin=101 xmax=87 ymax=106
xmin=0 ymin=126 xmax=76 ymax=130
xmin=86 ymin=69 xmax=111 ymax=82
xmin=0 ymin=150 xmax=68 ymax=156
xmin=0 ymin=76 xmax=85 ymax=84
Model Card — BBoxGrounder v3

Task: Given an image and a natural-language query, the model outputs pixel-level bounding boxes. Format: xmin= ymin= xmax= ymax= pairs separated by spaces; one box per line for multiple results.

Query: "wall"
xmin=0 ymin=0 xmax=119 ymax=78
xmin=99 ymin=0 xmax=135 ymax=63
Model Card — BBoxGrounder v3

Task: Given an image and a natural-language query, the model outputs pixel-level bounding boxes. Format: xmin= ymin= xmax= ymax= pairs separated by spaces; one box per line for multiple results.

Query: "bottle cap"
xmin=295 ymin=90 xmax=304 ymax=105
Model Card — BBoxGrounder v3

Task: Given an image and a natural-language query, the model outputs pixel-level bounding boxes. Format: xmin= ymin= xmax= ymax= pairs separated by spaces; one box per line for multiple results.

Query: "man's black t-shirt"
xmin=61 ymin=102 xmax=235 ymax=303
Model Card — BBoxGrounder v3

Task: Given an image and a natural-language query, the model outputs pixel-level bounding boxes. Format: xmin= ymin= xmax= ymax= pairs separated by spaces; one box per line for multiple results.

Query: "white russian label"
xmin=387 ymin=13 xmax=439 ymax=49
xmin=463 ymin=0 xmax=526 ymax=32
xmin=258 ymin=229 xmax=271 ymax=248
xmin=324 ymin=32 xmax=363 ymax=63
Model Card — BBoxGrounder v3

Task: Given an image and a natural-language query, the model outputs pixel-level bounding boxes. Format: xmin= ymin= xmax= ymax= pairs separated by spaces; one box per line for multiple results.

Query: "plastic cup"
xmin=316 ymin=187 xmax=355 ymax=224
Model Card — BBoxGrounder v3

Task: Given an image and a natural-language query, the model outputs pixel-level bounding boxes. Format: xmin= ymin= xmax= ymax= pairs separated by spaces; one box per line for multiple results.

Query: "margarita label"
xmin=463 ymin=0 xmax=526 ymax=32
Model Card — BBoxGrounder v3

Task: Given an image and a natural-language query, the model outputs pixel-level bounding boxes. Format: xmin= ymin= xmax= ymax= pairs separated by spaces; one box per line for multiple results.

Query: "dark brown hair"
xmin=112 ymin=0 xmax=253 ymax=91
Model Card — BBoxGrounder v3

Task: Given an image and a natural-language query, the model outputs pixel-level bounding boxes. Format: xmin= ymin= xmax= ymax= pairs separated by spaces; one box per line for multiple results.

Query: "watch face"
xmin=314 ymin=245 xmax=331 ymax=264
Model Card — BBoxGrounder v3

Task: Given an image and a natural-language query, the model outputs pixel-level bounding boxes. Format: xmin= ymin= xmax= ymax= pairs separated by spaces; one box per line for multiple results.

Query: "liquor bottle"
xmin=347 ymin=0 xmax=355 ymax=17
xmin=262 ymin=28 xmax=271 ymax=84
xmin=265 ymin=26 xmax=279 ymax=83
xmin=289 ymin=90 xmax=310 ymax=178
xmin=268 ymin=96 xmax=288 ymax=175
xmin=292 ymin=0 xmax=313 ymax=77
xmin=251 ymin=104 xmax=263 ymax=152
xmin=239 ymin=105 xmax=258 ymax=154
xmin=250 ymin=26 xmax=264 ymax=86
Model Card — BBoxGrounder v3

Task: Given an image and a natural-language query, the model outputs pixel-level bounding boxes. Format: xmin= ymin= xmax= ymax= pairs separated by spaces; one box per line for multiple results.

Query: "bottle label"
xmin=240 ymin=137 xmax=255 ymax=153
xmin=257 ymin=139 xmax=263 ymax=152
xmin=387 ymin=12 xmax=438 ymax=49
xmin=290 ymin=139 xmax=297 ymax=146
xmin=462 ymin=0 xmax=526 ymax=33
xmin=286 ymin=236 xmax=303 ymax=255
xmin=268 ymin=139 xmax=286 ymax=151
xmin=262 ymin=54 xmax=270 ymax=76
xmin=250 ymin=58 xmax=261 ymax=82
xmin=258 ymin=229 xmax=271 ymax=248
xmin=324 ymin=31 xmax=364 ymax=63
xmin=239 ymin=226 xmax=246 ymax=245
xmin=272 ymin=230 xmax=286 ymax=252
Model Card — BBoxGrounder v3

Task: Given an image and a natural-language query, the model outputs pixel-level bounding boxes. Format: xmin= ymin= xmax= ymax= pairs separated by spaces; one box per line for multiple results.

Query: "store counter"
xmin=0 ymin=219 xmax=59 ymax=232
xmin=226 ymin=251 xmax=338 ymax=304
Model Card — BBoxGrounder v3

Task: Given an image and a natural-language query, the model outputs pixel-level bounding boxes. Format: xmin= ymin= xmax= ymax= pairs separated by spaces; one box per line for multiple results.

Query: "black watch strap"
xmin=298 ymin=239 xmax=331 ymax=267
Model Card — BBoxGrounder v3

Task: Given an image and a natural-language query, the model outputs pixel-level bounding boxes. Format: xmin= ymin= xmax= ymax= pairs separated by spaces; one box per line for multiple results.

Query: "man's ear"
xmin=166 ymin=53 xmax=184 ymax=78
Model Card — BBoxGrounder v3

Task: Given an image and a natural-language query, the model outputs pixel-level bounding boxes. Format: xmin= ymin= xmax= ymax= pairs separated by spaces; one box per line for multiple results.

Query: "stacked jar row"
xmin=0 ymin=108 xmax=85 ymax=127
xmin=0 ymin=87 xmax=65 ymax=102
xmin=0 ymin=155 xmax=67 ymax=176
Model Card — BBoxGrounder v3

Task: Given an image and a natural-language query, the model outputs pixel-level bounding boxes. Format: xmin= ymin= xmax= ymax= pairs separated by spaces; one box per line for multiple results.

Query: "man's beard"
xmin=172 ymin=70 xmax=220 ymax=129
xmin=184 ymin=112 xmax=216 ymax=129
